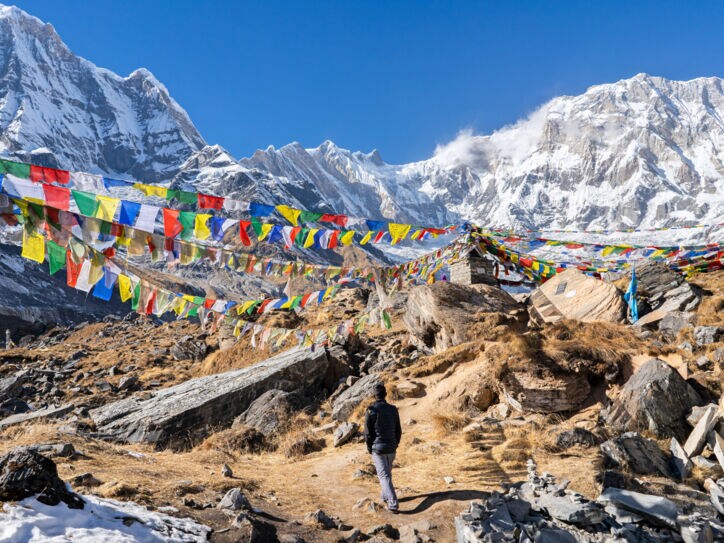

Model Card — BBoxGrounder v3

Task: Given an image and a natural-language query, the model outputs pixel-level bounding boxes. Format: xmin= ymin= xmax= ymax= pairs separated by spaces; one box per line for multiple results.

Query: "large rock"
xmin=632 ymin=261 xmax=701 ymax=314
xmin=598 ymin=487 xmax=678 ymax=528
xmin=500 ymin=368 xmax=591 ymax=413
xmin=600 ymin=432 xmax=674 ymax=478
xmin=0 ymin=447 xmax=84 ymax=509
xmin=90 ymin=346 xmax=348 ymax=449
xmin=603 ymin=358 xmax=702 ymax=440
xmin=531 ymin=269 xmax=626 ymax=324
xmin=331 ymin=374 xmax=381 ymax=422
xmin=232 ymin=389 xmax=302 ymax=436
xmin=404 ymin=282 xmax=520 ymax=352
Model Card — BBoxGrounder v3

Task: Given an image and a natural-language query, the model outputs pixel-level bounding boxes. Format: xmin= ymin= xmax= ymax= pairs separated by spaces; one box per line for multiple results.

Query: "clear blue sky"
xmin=11 ymin=1 xmax=724 ymax=164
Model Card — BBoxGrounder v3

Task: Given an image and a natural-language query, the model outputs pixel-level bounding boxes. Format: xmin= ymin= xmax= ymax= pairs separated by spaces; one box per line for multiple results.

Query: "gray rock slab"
xmin=684 ymin=405 xmax=719 ymax=457
xmin=711 ymin=431 xmax=724 ymax=472
xmin=331 ymin=374 xmax=381 ymax=422
xmin=671 ymin=437 xmax=693 ymax=479
xmin=598 ymin=487 xmax=678 ymax=528
xmin=0 ymin=403 xmax=74 ymax=429
xmin=90 ymin=347 xmax=343 ymax=449
xmin=333 ymin=422 xmax=359 ymax=447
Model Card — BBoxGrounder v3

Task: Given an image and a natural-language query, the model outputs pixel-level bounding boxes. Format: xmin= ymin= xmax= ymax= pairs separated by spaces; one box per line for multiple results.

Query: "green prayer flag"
xmin=250 ymin=217 xmax=263 ymax=237
xmin=131 ymin=283 xmax=141 ymax=311
xmin=177 ymin=191 xmax=197 ymax=205
xmin=46 ymin=241 xmax=67 ymax=275
xmin=0 ymin=159 xmax=31 ymax=178
xmin=72 ymin=190 xmax=97 ymax=216
xmin=165 ymin=189 xmax=180 ymax=202
xmin=99 ymin=220 xmax=112 ymax=235
xmin=299 ymin=210 xmax=323 ymax=224
xmin=178 ymin=211 xmax=195 ymax=240
xmin=295 ymin=227 xmax=309 ymax=247
xmin=290 ymin=296 xmax=303 ymax=309
xmin=382 ymin=310 xmax=392 ymax=330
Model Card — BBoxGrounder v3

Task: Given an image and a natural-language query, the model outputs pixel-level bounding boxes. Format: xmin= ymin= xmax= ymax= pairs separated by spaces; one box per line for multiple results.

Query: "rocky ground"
xmin=0 ymin=263 xmax=722 ymax=542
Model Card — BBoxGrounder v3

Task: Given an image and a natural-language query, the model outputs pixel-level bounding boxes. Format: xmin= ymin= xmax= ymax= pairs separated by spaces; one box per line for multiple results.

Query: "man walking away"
xmin=364 ymin=383 xmax=402 ymax=513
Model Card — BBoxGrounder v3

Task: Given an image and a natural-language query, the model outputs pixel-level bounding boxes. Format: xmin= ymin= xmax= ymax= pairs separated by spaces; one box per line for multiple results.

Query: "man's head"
xmin=373 ymin=383 xmax=387 ymax=401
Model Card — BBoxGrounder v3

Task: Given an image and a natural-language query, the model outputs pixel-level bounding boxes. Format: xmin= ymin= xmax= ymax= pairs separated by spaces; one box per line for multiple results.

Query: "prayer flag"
xmin=119 ymin=201 xmax=141 ymax=226
xmin=299 ymin=210 xmax=323 ymax=224
xmin=194 ymin=214 xmax=212 ymax=240
xmin=42 ymin=184 xmax=71 ymax=211
xmin=198 ymin=193 xmax=224 ymax=210
xmin=276 ymin=205 xmax=302 ymax=226
xmin=178 ymin=211 xmax=195 ymax=240
xmin=46 ymin=241 xmax=67 ymax=274
xmin=624 ymin=266 xmax=639 ymax=323
xmin=0 ymin=159 xmax=31 ymax=178
xmin=30 ymin=165 xmax=69 ymax=184
xmin=163 ymin=209 xmax=183 ymax=238
xmin=249 ymin=202 xmax=275 ymax=217
xmin=71 ymin=190 xmax=97 ymax=216
xmin=21 ymin=229 xmax=45 ymax=263
xmin=95 ymin=195 xmax=119 ymax=221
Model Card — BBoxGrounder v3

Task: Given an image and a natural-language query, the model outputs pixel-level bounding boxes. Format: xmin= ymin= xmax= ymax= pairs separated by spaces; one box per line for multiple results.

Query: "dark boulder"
xmin=603 ymin=358 xmax=702 ymax=441
xmin=0 ymin=447 xmax=84 ymax=508
xmin=600 ymin=432 xmax=675 ymax=478
xmin=232 ymin=389 xmax=302 ymax=436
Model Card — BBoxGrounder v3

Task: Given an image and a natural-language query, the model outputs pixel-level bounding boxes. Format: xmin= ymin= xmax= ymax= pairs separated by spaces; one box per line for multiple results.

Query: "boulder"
xmin=232 ymin=389 xmax=302 ymax=436
xmin=169 ymin=337 xmax=207 ymax=361
xmin=694 ymin=326 xmax=724 ymax=347
xmin=658 ymin=311 xmax=697 ymax=341
xmin=600 ymin=432 xmax=674 ymax=478
xmin=603 ymin=358 xmax=702 ymax=440
xmin=218 ymin=488 xmax=251 ymax=511
xmin=632 ymin=261 xmax=701 ymax=314
xmin=0 ymin=447 xmax=84 ymax=509
xmin=531 ymin=269 xmax=626 ymax=324
xmin=404 ymin=282 xmax=520 ymax=352
xmin=90 ymin=346 xmax=348 ymax=449
xmin=333 ymin=422 xmax=359 ymax=447
xmin=500 ymin=368 xmax=591 ymax=413
xmin=331 ymin=374 xmax=381 ymax=422
xmin=555 ymin=428 xmax=599 ymax=450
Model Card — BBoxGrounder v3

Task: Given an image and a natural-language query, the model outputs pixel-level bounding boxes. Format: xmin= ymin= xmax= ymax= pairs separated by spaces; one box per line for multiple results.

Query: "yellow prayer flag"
xmin=133 ymin=183 xmax=168 ymax=198
xmin=118 ymin=274 xmax=132 ymax=302
xmin=340 ymin=230 xmax=355 ymax=245
xmin=95 ymin=195 xmax=119 ymax=221
xmin=360 ymin=231 xmax=372 ymax=245
xmin=194 ymin=213 xmax=212 ymax=240
xmin=21 ymin=229 xmax=45 ymax=264
xmin=276 ymin=205 xmax=301 ymax=226
xmin=601 ymin=246 xmax=615 ymax=257
xmin=258 ymin=223 xmax=273 ymax=241
xmin=388 ymin=223 xmax=411 ymax=244
xmin=303 ymin=228 xmax=319 ymax=249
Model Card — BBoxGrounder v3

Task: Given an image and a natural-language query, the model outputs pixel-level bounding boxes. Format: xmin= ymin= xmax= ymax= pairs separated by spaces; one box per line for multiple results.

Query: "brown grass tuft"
xmin=431 ymin=412 xmax=472 ymax=437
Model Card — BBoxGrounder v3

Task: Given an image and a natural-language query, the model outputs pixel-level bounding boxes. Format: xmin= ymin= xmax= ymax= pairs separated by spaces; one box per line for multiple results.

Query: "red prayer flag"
xmin=197 ymin=193 xmax=224 ymax=210
xmin=66 ymin=255 xmax=82 ymax=287
xmin=163 ymin=209 xmax=183 ymax=238
xmin=239 ymin=221 xmax=252 ymax=246
xmin=204 ymin=299 xmax=215 ymax=309
xmin=42 ymin=184 xmax=71 ymax=211
xmin=30 ymin=165 xmax=70 ymax=184
xmin=328 ymin=230 xmax=340 ymax=249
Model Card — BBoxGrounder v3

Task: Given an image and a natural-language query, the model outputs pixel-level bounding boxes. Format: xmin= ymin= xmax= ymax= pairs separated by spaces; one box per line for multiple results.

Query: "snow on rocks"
xmin=0 ymin=494 xmax=210 ymax=543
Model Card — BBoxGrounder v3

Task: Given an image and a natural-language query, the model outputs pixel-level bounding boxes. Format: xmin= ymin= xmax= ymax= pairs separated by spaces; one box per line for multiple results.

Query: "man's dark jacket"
xmin=364 ymin=399 xmax=402 ymax=454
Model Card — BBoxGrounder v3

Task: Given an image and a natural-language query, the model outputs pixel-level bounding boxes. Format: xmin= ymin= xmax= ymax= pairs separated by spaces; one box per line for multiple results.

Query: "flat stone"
xmin=670 ymin=437 xmax=693 ymax=479
xmin=598 ymin=487 xmax=678 ymax=528
xmin=711 ymin=431 xmax=724 ymax=472
xmin=684 ymin=405 xmax=719 ymax=457
xmin=0 ymin=403 xmax=74 ymax=429
xmin=555 ymin=427 xmax=598 ymax=449
xmin=691 ymin=455 xmax=719 ymax=471
xmin=538 ymin=493 xmax=605 ymax=526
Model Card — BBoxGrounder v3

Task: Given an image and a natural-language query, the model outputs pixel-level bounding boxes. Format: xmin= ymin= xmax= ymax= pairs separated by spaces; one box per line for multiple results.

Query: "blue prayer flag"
xmin=624 ymin=266 xmax=638 ymax=323
xmin=119 ymin=201 xmax=141 ymax=226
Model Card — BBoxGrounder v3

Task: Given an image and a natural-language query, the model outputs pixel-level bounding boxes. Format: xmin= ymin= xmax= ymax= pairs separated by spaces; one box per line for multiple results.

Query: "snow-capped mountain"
xmin=1 ymin=3 xmax=722 ymax=233
xmin=0 ymin=4 xmax=204 ymax=182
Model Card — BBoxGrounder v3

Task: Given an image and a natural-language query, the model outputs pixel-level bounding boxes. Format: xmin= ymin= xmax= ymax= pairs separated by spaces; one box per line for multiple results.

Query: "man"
xmin=364 ymin=383 xmax=402 ymax=513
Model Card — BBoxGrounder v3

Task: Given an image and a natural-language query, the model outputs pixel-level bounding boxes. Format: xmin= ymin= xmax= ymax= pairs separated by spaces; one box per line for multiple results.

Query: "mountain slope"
xmin=0 ymin=4 xmax=205 ymax=181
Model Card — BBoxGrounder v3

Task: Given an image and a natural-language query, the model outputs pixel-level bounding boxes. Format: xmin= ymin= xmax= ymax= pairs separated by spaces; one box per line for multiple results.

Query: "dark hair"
xmin=373 ymin=383 xmax=386 ymax=400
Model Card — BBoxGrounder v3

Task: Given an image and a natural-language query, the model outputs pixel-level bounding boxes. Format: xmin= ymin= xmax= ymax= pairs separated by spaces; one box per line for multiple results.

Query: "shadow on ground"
xmin=398 ymin=490 xmax=489 ymax=514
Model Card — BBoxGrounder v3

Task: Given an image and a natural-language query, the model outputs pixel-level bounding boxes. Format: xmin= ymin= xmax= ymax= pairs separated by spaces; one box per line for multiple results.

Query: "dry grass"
xmin=431 ymin=412 xmax=472 ymax=437
xmin=408 ymin=341 xmax=483 ymax=377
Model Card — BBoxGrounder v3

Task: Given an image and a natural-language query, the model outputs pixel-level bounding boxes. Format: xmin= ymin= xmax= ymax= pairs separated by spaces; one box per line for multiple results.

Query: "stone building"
xmin=449 ymin=246 xmax=498 ymax=285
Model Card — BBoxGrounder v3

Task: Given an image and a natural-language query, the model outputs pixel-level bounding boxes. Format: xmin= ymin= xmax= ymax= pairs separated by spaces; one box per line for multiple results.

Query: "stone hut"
xmin=449 ymin=246 xmax=497 ymax=286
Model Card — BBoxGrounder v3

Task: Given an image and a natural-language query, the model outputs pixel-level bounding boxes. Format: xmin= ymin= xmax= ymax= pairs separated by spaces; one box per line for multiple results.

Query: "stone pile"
xmin=455 ymin=460 xmax=723 ymax=542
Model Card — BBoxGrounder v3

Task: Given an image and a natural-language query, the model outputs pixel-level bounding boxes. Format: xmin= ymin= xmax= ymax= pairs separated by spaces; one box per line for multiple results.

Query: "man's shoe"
xmin=388 ymin=507 xmax=399 ymax=514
